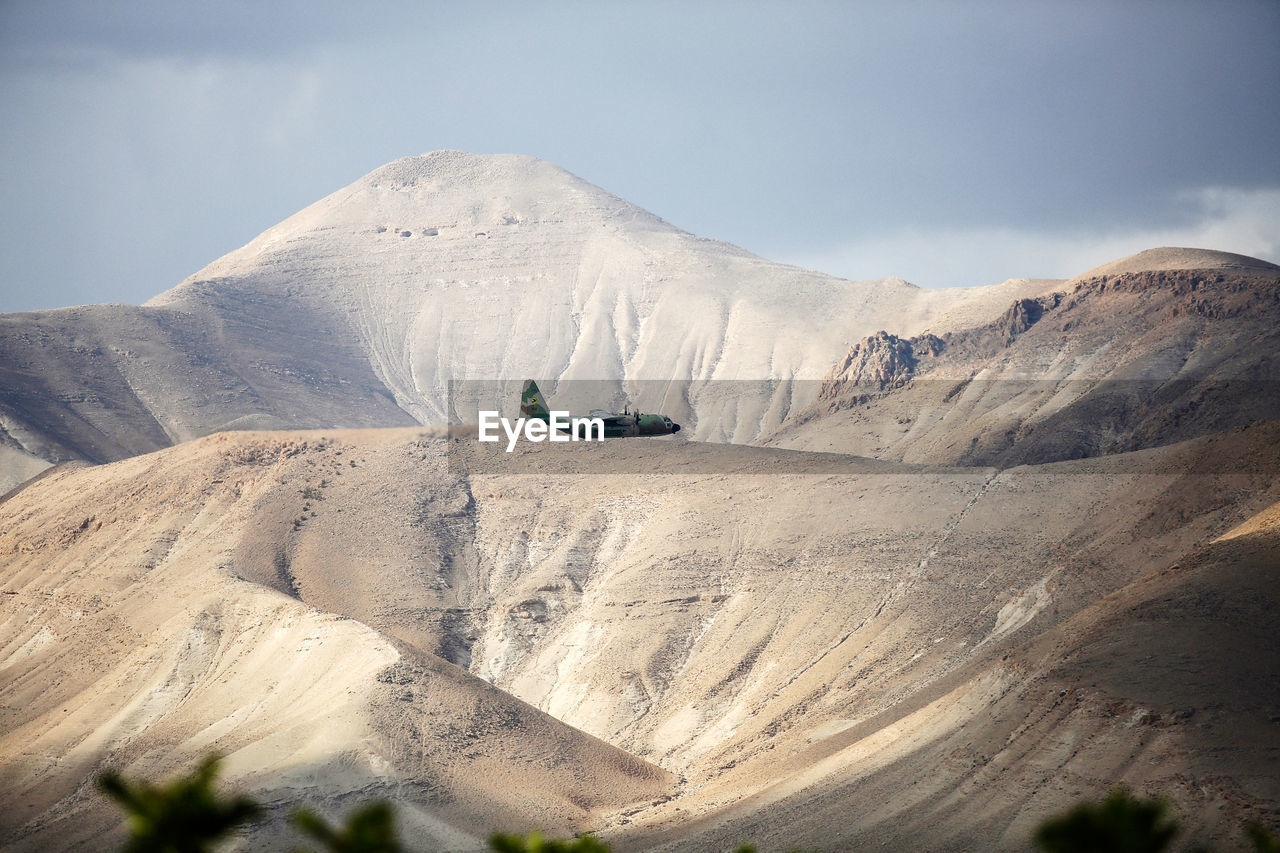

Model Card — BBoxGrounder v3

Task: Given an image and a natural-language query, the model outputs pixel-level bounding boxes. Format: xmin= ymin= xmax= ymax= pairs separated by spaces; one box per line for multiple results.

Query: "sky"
xmin=1 ymin=0 xmax=1278 ymax=312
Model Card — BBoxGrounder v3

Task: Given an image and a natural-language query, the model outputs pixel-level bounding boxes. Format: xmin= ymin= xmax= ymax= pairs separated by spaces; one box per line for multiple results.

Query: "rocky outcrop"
xmin=935 ymin=292 xmax=1063 ymax=360
xmin=818 ymin=294 xmax=1061 ymax=404
xmin=819 ymin=331 xmax=924 ymax=397
xmin=999 ymin=296 xmax=1052 ymax=343
xmin=1067 ymin=269 xmax=1280 ymax=321
xmin=770 ymin=258 xmax=1280 ymax=467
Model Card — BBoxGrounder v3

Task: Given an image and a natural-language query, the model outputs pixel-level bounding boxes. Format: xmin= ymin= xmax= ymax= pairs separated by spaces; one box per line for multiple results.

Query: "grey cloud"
xmin=1 ymin=0 xmax=1277 ymax=311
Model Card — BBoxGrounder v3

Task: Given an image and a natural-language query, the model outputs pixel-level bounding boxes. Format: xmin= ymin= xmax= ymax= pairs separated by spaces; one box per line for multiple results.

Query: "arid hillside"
xmin=0 ymin=151 xmax=1055 ymax=492
xmin=765 ymin=248 xmax=1280 ymax=466
xmin=635 ymin=491 xmax=1280 ymax=852
xmin=2 ymin=415 xmax=1277 ymax=849
xmin=0 ymin=430 xmax=675 ymax=851
xmin=2 ymin=152 xmax=1278 ymax=850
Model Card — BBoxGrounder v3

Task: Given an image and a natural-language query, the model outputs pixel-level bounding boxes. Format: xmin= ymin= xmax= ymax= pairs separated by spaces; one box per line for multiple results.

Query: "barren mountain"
xmin=3 ymin=153 xmax=1278 ymax=850
xmin=3 ymin=417 xmax=1277 ymax=849
xmin=765 ymin=248 xmax=1280 ymax=465
xmin=0 ymin=431 xmax=675 ymax=851
xmin=0 ymin=152 xmax=1056 ymax=491
xmin=639 ymin=490 xmax=1280 ymax=851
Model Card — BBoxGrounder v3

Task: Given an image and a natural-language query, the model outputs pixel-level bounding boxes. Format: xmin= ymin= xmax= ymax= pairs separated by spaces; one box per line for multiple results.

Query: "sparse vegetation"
xmin=1034 ymin=787 xmax=1280 ymax=853
xmin=97 ymin=755 xmax=261 ymax=853
xmin=293 ymin=802 xmax=404 ymax=853
xmin=489 ymin=831 xmax=610 ymax=853
xmin=1034 ymin=787 xmax=1179 ymax=852
xmin=96 ymin=762 xmax=1280 ymax=853
xmin=1247 ymin=822 xmax=1280 ymax=853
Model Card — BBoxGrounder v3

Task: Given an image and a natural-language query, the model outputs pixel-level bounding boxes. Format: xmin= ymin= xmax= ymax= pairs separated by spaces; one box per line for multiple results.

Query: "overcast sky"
xmin=2 ymin=1 xmax=1278 ymax=312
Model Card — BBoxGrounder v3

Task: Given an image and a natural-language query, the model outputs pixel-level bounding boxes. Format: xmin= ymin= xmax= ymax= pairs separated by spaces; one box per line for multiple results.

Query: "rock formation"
xmin=767 ymin=248 xmax=1280 ymax=467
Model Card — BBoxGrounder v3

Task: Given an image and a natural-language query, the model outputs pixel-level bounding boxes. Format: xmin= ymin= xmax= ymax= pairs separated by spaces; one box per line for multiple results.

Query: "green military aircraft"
xmin=520 ymin=380 xmax=682 ymax=437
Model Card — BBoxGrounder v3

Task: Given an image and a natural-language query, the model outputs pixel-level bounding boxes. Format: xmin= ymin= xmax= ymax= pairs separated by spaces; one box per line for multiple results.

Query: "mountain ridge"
xmin=3 ymin=151 xmax=1279 ymax=848
xmin=1073 ymin=246 xmax=1280 ymax=279
xmin=4 ymin=420 xmax=1277 ymax=849
xmin=0 ymin=150 xmax=1070 ymax=490
xmin=765 ymin=255 xmax=1280 ymax=465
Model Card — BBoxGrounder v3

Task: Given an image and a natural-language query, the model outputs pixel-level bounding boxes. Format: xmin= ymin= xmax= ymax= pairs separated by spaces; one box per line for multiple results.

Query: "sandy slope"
xmin=0 ymin=432 xmax=673 ymax=851
xmin=2 ymin=166 xmax=1279 ymax=852
xmin=643 ymin=492 xmax=1280 ymax=851
xmin=0 ymin=151 xmax=1055 ymax=479
xmin=4 ymin=420 xmax=1277 ymax=849
xmin=765 ymin=249 xmax=1280 ymax=466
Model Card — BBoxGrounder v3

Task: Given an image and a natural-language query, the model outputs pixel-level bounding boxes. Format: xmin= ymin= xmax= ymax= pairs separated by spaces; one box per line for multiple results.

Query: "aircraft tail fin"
xmin=521 ymin=380 xmax=551 ymax=421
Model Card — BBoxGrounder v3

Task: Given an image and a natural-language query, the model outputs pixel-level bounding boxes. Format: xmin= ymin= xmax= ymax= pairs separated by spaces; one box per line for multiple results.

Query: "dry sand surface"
xmin=2 ymin=421 xmax=1277 ymax=849
xmin=0 ymin=431 xmax=674 ymax=851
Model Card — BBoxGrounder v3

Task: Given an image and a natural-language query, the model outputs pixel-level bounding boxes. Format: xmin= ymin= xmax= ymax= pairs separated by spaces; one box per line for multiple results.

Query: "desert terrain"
xmin=1 ymin=153 xmax=1277 ymax=850
xmin=0 ymin=151 xmax=1059 ymax=490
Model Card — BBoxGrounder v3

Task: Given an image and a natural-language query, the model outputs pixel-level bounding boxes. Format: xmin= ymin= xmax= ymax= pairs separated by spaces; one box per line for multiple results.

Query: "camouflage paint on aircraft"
xmin=521 ymin=380 xmax=681 ymax=438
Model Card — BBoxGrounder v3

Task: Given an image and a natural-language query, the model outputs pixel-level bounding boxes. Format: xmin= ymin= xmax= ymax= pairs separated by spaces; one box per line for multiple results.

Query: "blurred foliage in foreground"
xmin=489 ymin=830 xmax=610 ymax=852
xmin=294 ymin=801 xmax=404 ymax=853
xmin=97 ymin=754 xmax=262 ymax=853
xmin=1031 ymin=786 xmax=1279 ymax=853
xmin=1033 ymin=787 xmax=1182 ymax=853
xmin=97 ymin=757 xmax=1277 ymax=852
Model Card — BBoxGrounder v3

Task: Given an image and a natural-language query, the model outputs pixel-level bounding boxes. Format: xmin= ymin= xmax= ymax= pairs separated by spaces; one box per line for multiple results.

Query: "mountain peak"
xmin=361 ymin=150 xmax=583 ymax=195
xmin=151 ymin=151 xmax=678 ymax=297
xmin=1074 ymin=246 xmax=1280 ymax=280
xmin=349 ymin=150 xmax=653 ymax=225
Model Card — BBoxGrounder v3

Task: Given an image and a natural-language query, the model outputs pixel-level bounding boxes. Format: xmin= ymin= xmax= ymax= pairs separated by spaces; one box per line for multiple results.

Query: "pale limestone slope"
xmin=765 ymin=251 xmax=1280 ymax=465
xmin=0 ymin=432 xmax=673 ymax=851
xmin=644 ymin=492 xmax=1280 ymax=852
xmin=458 ymin=426 xmax=1280 ymax=792
xmin=0 ymin=445 xmax=51 ymax=494
xmin=147 ymin=151 xmax=1059 ymax=438
xmin=3 ymin=421 xmax=1278 ymax=850
xmin=0 ymin=298 xmax=417 ymax=479
xmin=0 ymin=152 xmax=1053 ymax=481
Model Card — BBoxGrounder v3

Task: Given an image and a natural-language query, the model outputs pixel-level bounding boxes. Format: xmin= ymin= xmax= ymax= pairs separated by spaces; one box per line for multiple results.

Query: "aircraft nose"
xmin=673 ymin=423 xmax=681 ymax=433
